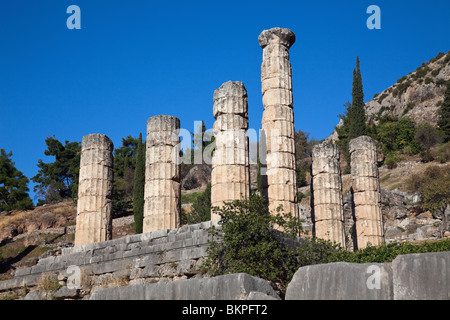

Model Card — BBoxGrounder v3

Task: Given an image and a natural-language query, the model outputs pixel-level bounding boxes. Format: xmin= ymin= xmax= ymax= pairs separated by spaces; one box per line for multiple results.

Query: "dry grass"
xmin=0 ymin=200 xmax=76 ymax=236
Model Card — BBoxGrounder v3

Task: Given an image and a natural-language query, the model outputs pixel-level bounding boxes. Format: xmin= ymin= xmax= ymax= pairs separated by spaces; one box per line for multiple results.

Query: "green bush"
xmin=384 ymin=152 xmax=401 ymax=169
xmin=328 ymin=239 xmax=450 ymax=264
xmin=376 ymin=117 xmax=420 ymax=155
xmin=203 ymin=194 xmax=339 ymax=290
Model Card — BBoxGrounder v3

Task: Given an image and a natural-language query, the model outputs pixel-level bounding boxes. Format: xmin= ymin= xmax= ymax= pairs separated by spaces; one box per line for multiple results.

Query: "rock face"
xmin=75 ymin=134 xmax=114 ymax=246
xmin=144 ymin=115 xmax=181 ymax=233
xmin=211 ymin=81 xmax=250 ymax=219
xmin=349 ymin=136 xmax=384 ymax=249
xmin=259 ymin=27 xmax=298 ymax=216
xmin=311 ymin=142 xmax=346 ymax=248
xmin=90 ymin=273 xmax=280 ymax=300
xmin=182 ymin=164 xmax=212 ymax=190
xmin=366 ymin=52 xmax=450 ymax=126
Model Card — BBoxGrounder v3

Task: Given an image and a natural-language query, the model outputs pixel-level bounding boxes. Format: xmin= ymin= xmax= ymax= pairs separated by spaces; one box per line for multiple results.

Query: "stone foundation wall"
xmin=0 ymin=221 xmax=217 ymax=299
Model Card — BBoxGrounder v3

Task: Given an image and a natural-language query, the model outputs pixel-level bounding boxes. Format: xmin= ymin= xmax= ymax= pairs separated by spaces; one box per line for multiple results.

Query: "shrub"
xmin=384 ymin=152 xmax=401 ymax=169
xmin=415 ymin=123 xmax=442 ymax=159
xmin=328 ymin=239 xmax=450 ymax=263
xmin=433 ymin=142 xmax=450 ymax=163
xmin=376 ymin=117 xmax=420 ymax=155
xmin=184 ymin=183 xmax=211 ymax=224
xmin=203 ymin=194 xmax=339 ymax=290
xmin=424 ymin=77 xmax=433 ymax=85
xmin=402 ymin=102 xmax=415 ymax=116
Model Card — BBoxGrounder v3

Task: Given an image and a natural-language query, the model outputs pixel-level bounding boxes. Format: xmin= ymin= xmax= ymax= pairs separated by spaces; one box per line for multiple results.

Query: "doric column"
xmin=259 ymin=27 xmax=297 ymax=216
xmin=211 ymin=81 xmax=250 ymax=220
xmin=144 ymin=115 xmax=181 ymax=232
xmin=311 ymin=142 xmax=346 ymax=248
xmin=75 ymin=134 xmax=114 ymax=246
xmin=349 ymin=135 xmax=384 ymax=249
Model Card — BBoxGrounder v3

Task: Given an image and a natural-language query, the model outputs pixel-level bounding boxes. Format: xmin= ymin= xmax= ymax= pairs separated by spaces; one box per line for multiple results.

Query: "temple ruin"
xmin=259 ymin=27 xmax=298 ymax=216
xmin=72 ymin=28 xmax=384 ymax=250
xmin=143 ymin=115 xmax=182 ymax=233
xmin=74 ymin=134 xmax=114 ymax=246
xmin=349 ymin=135 xmax=384 ymax=249
xmin=210 ymin=81 xmax=251 ymax=219
xmin=311 ymin=142 xmax=346 ymax=248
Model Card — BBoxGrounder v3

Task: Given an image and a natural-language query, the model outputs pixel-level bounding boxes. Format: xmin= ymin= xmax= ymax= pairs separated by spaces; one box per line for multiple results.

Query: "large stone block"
xmin=393 ymin=251 xmax=450 ymax=300
xmin=90 ymin=273 xmax=280 ymax=300
xmin=285 ymin=262 xmax=393 ymax=300
xmin=213 ymin=81 xmax=248 ymax=118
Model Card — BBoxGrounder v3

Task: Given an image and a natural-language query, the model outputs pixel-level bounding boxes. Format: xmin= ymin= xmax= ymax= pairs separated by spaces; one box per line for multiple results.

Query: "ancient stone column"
xmin=259 ymin=27 xmax=297 ymax=216
xmin=211 ymin=81 xmax=250 ymax=220
xmin=75 ymin=134 xmax=114 ymax=246
xmin=349 ymin=135 xmax=384 ymax=249
xmin=144 ymin=115 xmax=181 ymax=233
xmin=311 ymin=142 xmax=346 ymax=248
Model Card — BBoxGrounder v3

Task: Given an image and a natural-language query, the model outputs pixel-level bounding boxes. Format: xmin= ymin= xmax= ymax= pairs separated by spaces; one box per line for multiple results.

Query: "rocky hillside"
xmin=367 ymin=51 xmax=450 ymax=126
xmin=329 ymin=51 xmax=450 ymax=141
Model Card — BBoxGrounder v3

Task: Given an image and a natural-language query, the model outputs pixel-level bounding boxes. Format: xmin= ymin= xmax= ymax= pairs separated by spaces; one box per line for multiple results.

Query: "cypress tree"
xmin=348 ymin=56 xmax=367 ymax=139
xmin=133 ymin=133 xmax=145 ymax=233
xmin=437 ymin=80 xmax=450 ymax=142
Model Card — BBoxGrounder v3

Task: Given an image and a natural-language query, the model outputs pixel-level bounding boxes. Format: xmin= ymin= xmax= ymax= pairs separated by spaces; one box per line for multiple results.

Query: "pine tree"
xmin=31 ymin=136 xmax=81 ymax=204
xmin=438 ymin=80 xmax=450 ymax=142
xmin=133 ymin=133 xmax=145 ymax=233
xmin=0 ymin=149 xmax=34 ymax=212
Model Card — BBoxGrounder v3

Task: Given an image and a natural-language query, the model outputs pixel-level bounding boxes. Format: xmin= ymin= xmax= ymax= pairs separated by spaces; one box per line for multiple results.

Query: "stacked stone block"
xmin=311 ymin=142 xmax=346 ymax=247
xmin=211 ymin=81 xmax=250 ymax=220
xmin=258 ymin=27 xmax=297 ymax=215
xmin=75 ymin=134 xmax=114 ymax=246
xmin=144 ymin=115 xmax=181 ymax=232
xmin=349 ymin=135 xmax=384 ymax=249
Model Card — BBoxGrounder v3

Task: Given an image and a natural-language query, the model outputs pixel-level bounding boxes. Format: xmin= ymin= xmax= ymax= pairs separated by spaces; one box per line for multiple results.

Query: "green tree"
xmin=203 ymin=193 xmax=340 ymax=292
xmin=32 ymin=136 xmax=81 ymax=204
xmin=186 ymin=182 xmax=211 ymax=224
xmin=415 ymin=123 xmax=442 ymax=162
xmin=133 ymin=133 xmax=145 ymax=233
xmin=294 ymin=130 xmax=316 ymax=187
xmin=0 ymin=149 xmax=34 ymax=212
xmin=336 ymin=57 xmax=368 ymax=172
xmin=437 ymin=80 xmax=450 ymax=142
xmin=112 ymin=135 xmax=140 ymax=216
xmin=348 ymin=57 xmax=367 ymax=139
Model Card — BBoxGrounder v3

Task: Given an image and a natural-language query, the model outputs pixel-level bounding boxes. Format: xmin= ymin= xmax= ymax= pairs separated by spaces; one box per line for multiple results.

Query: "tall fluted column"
xmin=311 ymin=142 xmax=346 ymax=248
xmin=349 ymin=135 xmax=384 ymax=249
xmin=259 ymin=27 xmax=297 ymax=216
xmin=144 ymin=115 xmax=181 ymax=232
xmin=211 ymin=81 xmax=250 ymax=220
xmin=75 ymin=134 xmax=114 ymax=246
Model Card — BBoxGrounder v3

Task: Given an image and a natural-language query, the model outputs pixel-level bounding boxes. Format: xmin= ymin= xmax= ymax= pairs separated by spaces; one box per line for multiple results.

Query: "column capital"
xmin=258 ymin=27 xmax=296 ymax=49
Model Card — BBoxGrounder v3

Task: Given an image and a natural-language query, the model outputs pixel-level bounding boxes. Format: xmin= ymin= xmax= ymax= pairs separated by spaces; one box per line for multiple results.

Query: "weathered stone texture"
xmin=311 ymin=142 xmax=346 ymax=247
xmin=211 ymin=81 xmax=250 ymax=220
xmin=90 ymin=273 xmax=280 ymax=300
xmin=349 ymin=135 xmax=384 ymax=249
xmin=393 ymin=251 xmax=450 ymax=300
xmin=75 ymin=134 xmax=114 ymax=246
xmin=144 ymin=115 xmax=181 ymax=232
xmin=285 ymin=262 xmax=393 ymax=300
xmin=259 ymin=27 xmax=297 ymax=216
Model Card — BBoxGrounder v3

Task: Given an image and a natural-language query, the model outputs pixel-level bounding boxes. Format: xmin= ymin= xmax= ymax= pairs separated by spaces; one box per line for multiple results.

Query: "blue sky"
xmin=1 ymin=0 xmax=449 ymax=202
